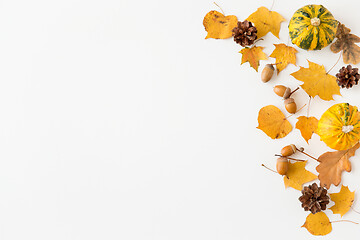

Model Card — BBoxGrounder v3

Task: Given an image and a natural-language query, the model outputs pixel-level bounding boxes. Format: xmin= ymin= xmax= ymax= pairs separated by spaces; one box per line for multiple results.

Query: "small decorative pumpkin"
xmin=289 ymin=4 xmax=338 ymax=50
xmin=317 ymin=103 xmax=360 ymax=150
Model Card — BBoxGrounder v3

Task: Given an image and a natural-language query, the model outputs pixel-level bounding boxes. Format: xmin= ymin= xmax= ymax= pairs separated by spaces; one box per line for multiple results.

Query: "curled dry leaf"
xmin=203 ymin=10 xmax=238 ymax=39
xmin=257 ymin=105 xmax=292 ymax=139
xmin=269 ymin=44 xmax=297 ymax=74
xmin=283 ymin=161 xmax=317 ymax=191
xmin=316 ymin=142 xmax=360 ymax=189
xmin=290 ymin=60 xmax=341 ymax=101
xmin=330 ymin=23 xmax=360 ymax=64
xmin=240 ymin=46 xmax=268 ymax=71
xmin=295 ymin=116 xmax=318 ymax=144
xmin=246 ymin=7 xmax=285 ymax=39
xmin=329 ymin=185 xmax=355 ymax=217
xmin=302 ymin=212 xmax=332 ymax=236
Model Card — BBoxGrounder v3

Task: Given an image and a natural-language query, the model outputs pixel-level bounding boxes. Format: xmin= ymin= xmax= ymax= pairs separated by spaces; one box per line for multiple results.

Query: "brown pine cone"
xmin=336 ymin=65 xmax=360 ymax=89
xmin=232 ymin=20 xmax=257 ymax=47
xmin=299 ymin=183 xmax=330 ymax=214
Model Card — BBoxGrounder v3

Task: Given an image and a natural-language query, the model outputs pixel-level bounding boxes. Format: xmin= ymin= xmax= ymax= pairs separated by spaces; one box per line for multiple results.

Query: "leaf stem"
xmin=326 ymin=52 xmax=342 ymax=74
xmin=331 ymin=220 xmax=359 ymax=224
xmin=213 ymin=2 xmax=225 ymax=15
xmin=351 ymin=206 xmax=360 ymax=215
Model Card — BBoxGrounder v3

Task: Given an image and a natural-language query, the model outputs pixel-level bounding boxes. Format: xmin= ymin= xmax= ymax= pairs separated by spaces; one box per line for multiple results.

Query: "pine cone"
xmin=232 ymin=20 xmax=257 ymax=47
xmin=336 ymin=65 xmax=360 ymax=89
xmin=299 ymin=183 xmax=330 ymax=214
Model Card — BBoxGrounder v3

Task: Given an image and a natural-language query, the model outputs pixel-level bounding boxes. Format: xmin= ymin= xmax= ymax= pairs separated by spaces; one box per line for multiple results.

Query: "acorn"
xmin=276 ymin=157 xmax=289 ymax=175
xmin=274 ymin=85 xmax=291 ymax=99
xmin=284 ymin=98 xmax=297 ymax=114
xmin=261 ymin=64 xmax=275 ymax=83
xmin=281 ymin=144 xmax=297 ymax=157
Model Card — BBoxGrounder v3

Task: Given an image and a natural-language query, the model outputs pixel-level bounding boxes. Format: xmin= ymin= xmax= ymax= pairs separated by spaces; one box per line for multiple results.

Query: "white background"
xmin=0 ymin=0 xmax=360 ymax=239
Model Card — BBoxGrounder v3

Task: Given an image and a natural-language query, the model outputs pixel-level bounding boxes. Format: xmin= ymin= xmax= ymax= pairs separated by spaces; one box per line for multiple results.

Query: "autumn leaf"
xmin=290 ymin=60 xmax=341 ymax=101
xmin=246 ymin=7 xmax=285 ymax=39
xmin=302 ymin=212 xmax=332 ymax=236
xmin=330 ymin=23 xmax=360 ymax=64
xmin=269 ymin=44 xmax=297 ymax=74
xmin=295 ymin=116 xmax=318 ymax=144
xmin=203 ymin=10 xmax=238 ymax=39
xmin=240 ymin=46 xmax=268 ymax=71
xmin=257 ymin=105 xmax=292 ymax=139
xmin=316 ymin=142 xmax=360 ymax=189
xmin=284 ymin=161 xmax=317 ymax=190
xmin=329 ymin=185 xmax=355 ymax=217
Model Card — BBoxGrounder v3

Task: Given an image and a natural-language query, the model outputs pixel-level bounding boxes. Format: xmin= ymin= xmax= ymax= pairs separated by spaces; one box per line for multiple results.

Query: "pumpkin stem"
xmin=310 ymin=17 xmax=321 ymax=27
xmin=342 ymin=125 xmax=354 ymax=133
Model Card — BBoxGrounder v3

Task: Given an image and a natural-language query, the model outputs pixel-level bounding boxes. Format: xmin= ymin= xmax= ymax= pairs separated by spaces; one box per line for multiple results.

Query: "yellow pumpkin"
xmin=317 ymin=103 xmax=360 ymax=150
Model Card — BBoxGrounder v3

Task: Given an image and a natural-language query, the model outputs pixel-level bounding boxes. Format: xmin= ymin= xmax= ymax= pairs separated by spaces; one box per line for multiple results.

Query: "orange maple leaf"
xmin=316 ymin=142 xmax=360 ymax=188
xmin=240 ymin=46 xmax=268 ymax=71
xmin=269 ymin=44 xmax=297 ymax=74
xmin=290 ymin=60 xmax=341 ymax=101
xmin=246 ymin=7 xmax=285 ymax=39
xmin=329 ymin=185 xmax=354 ymax=217
xmin=295 ymin=116 xmax=318 ymax=144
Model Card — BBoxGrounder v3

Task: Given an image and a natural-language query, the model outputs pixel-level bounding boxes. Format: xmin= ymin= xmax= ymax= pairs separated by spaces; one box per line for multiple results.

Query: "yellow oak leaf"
xmin=284 ymin=161 xmax=317 ymax=190
xmin=240 ymin=46 xmax=268 ymax=71
xmin=203 ymin=10 xmax=238 ymax=39
xmin=269 ymin=44 xmax=297 ymax=74
xmin=316 ymin=142 xmax=360 ymax=189
xmin=246 ymin=7 xmax=285 ymax=39
xmin=302 ymin=212 xmax=332 ymax=236
xmin=290 ymin=60 xmax=341 ymax=101
xmin=295 ymin=116 xmax=318 ymax=144
xmin=257 ymin=105 xmax=292 ymax=139
xmin=330 ymin=185 xmax=355 ymax=217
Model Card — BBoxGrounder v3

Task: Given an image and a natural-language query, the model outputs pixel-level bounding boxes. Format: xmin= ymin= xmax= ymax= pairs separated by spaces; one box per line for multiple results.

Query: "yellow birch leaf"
xmin=246 ymin=7 xmax=285 ymax=39
xmin=290 ymin=60 xmax=341 ymax=101
xmin=257 ymin=105 xmax=292 ymax=139
xmin=269 ymin=44 xmax=297 ymax=74
xmin=330 ymin=185 xmax=355 ymax=217
xmin=240 ymin=46 xmax=268 ymax=72
xmin=284 ymin=161 xmax=317 ymax=190
xmin=203 ymin=11 xmax=238 ymax=39
xmin=295 ymin=116 xmax=319 ymax=144
xmin=302 ymin=212 xmax=332 ymax=236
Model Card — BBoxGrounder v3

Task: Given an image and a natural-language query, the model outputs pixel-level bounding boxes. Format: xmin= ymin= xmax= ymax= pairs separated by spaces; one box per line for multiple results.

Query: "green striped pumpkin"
xmin=289 ymin=5 xmax=338 ymax=50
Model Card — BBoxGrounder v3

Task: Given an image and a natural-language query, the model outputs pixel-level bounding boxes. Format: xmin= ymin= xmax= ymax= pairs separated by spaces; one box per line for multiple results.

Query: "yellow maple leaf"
xmin=330 ymin=185 xmax=355 ymax=217
xmin=290 ymin=60 xmax=341 ymax=101
xmin=302 ymin=212 xmax=332 ymax=236
xmin=257 ymin=105 xmax=292 ymax=139
xmin=269 ymin=44 xmax=297 ymax=74
xmin=203 ymin=10 xmax=238 ymax=39
xmin=246 ymin=7 xmax=285 ymax=39
xmin=240 ymin=46 xmax=268 ymax=71
xmin=295 ymin=116 xmax=318 ymax=144
xmin=284 ymin=161 xmax=317 ymax=190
